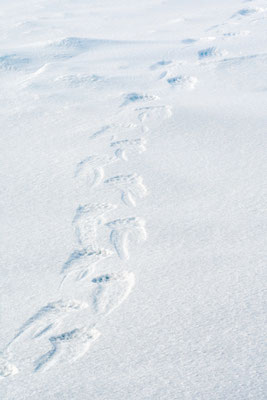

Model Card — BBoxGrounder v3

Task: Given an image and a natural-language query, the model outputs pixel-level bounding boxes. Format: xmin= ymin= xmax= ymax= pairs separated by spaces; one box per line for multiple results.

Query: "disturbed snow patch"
xmin=121 ymin=92 xmax=159 ymax=106
xmin=232 ymin=8 xmax=265 ymax=18
xmin=198 ymin=47 xmax=228 ymax=59
xmin=167 ymin=75 xmax=198 ymax=90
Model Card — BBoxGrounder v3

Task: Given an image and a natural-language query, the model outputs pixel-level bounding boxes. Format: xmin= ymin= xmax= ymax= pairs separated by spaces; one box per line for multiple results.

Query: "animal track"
xmin=137 ymin=105 xmax=172 ymax=124
xmin=73 ymin=203 xmax=116 ymax=250
xmin=5 ymin=270 xmax=134 ymax=373
xmin=167 ymin=75 xmax=198 ymax=90
xmin=121 ymin=92 xmax=159 ymax=107
xmin=91 ymin=271 xmax=135 ymax=315
xmin=34 ymin=327 xmax=100 ymax=372
xmin=75 ymin=154 xmax=117 ymax=187
xmin=106 ymin=217 xmax=147 ymax=259
xmin=198 ymin=47 xmax=227 ymax=59
xmin=2 ymin=301 xmax=90 ymax=373
xmin=61 ymin=248 xmax=113 ymax=283
xmin=232 ymin=8 xmax=265 ymax=18
xmin=2 ymin=24 xmax=155 ymax=377
xmin=150 ymin=58 xmax=198 ymax=90
xmin=111 ymin=138 xmax=146 ymax=161
xmin=104 ymin=174 xmax=148 ymax=206
xmin=73 ymin=203 xmax=117 ymax=223
xmin=8 ymin=300 xmax=89 ymax=346
xmin=35 ymin=270 xmax=134 ymax=371
xmin=222 ymin=31 xmax=250 ymax=38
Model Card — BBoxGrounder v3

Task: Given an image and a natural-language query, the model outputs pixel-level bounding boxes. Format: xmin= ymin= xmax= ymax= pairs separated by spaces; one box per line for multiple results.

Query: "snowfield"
xmin=0 ymin=0 xmax=266 ymax=399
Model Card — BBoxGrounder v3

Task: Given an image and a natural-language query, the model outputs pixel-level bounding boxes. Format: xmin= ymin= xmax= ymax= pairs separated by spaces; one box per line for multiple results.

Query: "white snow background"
xmin=0 ymin=0 xmax=266 ymax=399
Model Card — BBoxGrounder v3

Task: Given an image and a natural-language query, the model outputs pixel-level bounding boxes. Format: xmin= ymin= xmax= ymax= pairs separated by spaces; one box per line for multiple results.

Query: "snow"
xmin=0 ymin=0 xmax=266 ymax=399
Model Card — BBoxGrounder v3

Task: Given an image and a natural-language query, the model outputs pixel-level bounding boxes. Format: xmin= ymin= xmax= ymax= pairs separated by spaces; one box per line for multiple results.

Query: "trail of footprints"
xmin=1 ymin=3 xmax=253 ymax=377
xmin=0 ymin=102 xmax=157 ymax=378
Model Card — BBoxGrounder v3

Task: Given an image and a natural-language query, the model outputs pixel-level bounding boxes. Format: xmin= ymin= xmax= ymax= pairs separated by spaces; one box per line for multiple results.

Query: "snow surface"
xmin=0 ymin=0 xmax=266 ymax=398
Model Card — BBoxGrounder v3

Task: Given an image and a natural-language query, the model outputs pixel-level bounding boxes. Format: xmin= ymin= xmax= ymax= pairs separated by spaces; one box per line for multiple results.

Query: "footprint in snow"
xmin=231 ymin=7 xmax=265 ymax=18
xmin=111 ymin=138 xmax=147 ymax=161
xmin=106 ymin=217 xmax=147 ymax=260
xmin=3 ymin=271 xmax=134 ymax=374
xmin=73 ymin=202 xmax=116 ymax=251
xmin=136 ymin=105 xmax=172 ymax=125
xmin=167 ymin=75 xmax=198 ymax=90
xmin=121 ymin=92 xmax=159 ymax=107
xmin=60 ymin=248 xmax=113 ymax=284
xmin=222 ymin=31 xmax=250 ymax=38
xmin=198 ymin=47 xmax=228 ymax=59
xmin=34 ymin=327 xmax=100 ymax=372
xmin=75 ymin=154 xmax=118 ymax=187
xmin=104 ymin=174 xmax=148 ymax=207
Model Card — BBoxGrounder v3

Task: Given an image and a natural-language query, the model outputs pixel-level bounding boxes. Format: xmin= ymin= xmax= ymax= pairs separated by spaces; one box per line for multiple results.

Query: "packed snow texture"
xmin=0 ymin=0 xmax=266 ymax=399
